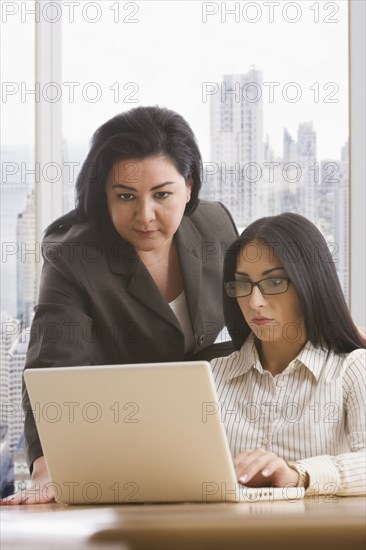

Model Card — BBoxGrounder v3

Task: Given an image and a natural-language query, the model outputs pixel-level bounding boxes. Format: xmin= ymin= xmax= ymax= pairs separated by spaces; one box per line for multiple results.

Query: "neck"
xmin=137 ymin=238 xmax=174 ymax=270
xmin=257 ymin=337 xmax=307 ymax=376
xmin=137 ymin=238 xmax=183 ymax=302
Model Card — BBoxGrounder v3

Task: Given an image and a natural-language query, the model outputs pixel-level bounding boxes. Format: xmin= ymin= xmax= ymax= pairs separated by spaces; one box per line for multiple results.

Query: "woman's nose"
xmin=134 ymin=199 xmax=156 ymax=224
xmin=249 ymin=284 xmax=267 ymax=309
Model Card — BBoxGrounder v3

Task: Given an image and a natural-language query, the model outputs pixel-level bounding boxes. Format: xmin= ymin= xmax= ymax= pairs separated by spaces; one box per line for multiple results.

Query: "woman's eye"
xmin=267 ymin=278 xmax=282 ymax=286
xmin=154 ymin=192 xmax=171 ymax=199
xmin=118 ymin=193 xmax=135 ymax=201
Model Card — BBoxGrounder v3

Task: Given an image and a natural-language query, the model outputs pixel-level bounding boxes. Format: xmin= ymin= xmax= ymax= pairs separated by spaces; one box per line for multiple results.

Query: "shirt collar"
xmin=226 ymin=337 xmax=331 ymax=382
xmin=226 ymin=335 xmax=263 ymax=381
xmin=290 ymin=340 xmax=331 ymax=381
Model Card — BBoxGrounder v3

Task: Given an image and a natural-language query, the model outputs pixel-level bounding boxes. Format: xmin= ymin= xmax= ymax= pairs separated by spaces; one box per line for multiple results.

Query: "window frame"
xmin=34 ymin=0 xmax=365 ymax=324
xmin=349 ymin=0 xmax=366 ymax=326
xmin=34 ymin=0 xmax=62 ymax=289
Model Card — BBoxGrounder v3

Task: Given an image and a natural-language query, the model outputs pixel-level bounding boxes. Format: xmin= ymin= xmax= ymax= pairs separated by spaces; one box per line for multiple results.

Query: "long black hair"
xmin=223 ymin=212 xmax=365 ymax=354
xmin=45 ymin=106 xmax=202 ymax=235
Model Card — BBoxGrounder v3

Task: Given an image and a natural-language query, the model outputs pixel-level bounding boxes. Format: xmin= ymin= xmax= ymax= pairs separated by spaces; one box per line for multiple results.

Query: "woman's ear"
xmin=186 ymin=175 xmax=193 ymax=202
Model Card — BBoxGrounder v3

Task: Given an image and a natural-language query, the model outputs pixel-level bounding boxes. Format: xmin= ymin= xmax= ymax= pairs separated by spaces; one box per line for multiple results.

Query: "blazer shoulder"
xmin=43 ymin=217 xmax=101 ymax=246
xmin=189 ymin=200 xmax=238 ymax=238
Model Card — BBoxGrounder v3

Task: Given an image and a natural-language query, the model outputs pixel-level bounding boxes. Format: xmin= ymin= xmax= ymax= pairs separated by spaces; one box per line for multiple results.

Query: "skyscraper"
xmin=0 ymin=313 xmax=21 ymax=455
xmin=210 ymin=68 xmax=264 ymax=227
xmin=334 ymin=141 xmax=349 ymax=301
xmin=0 ymin=316 xmax=30 ymax=492
xmin=1 ymin=145 xmax=34 ymax=318
xmin=296 ymin=122 xmax=317 ymax=223
xmin=16 ymin=192 xmax=37 ymax=328
xmin=7 ymin=329 xmax=30 ymax=454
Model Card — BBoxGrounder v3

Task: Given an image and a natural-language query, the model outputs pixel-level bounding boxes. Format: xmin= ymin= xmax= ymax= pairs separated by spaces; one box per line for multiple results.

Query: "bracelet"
xmin=288 ymin=462 xmax=309 ymax=488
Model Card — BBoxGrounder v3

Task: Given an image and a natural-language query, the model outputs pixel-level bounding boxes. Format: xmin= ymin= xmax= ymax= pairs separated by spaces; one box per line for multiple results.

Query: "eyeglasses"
xmin=225 ymin=277 xmax=291 ymax=298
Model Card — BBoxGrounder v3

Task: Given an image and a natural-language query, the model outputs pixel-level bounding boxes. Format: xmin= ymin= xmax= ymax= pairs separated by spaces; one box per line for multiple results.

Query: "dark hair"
xmin=46 ymin=106 xmax=202 ymax=235
xmin=223 ymin=212 xmax=365 ymax=354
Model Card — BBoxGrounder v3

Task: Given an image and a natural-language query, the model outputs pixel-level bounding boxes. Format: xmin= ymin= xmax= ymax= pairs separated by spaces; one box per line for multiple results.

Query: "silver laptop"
xmin=24 ymin=361 xmax=304 ymax=504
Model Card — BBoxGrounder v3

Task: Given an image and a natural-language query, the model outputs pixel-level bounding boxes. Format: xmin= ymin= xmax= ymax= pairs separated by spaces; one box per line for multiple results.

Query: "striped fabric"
xmin=210 ymin=337 xmax=366 ymax=496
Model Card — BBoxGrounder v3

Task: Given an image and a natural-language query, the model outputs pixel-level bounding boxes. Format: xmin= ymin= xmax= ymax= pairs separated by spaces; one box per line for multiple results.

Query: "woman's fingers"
xmin=0 ymin=481 xmax=55 ymax=505
xmin=234 ymin=448 xmax=283 ymax=484
xmin=1 ymin=492 xmax=30 ymax=505
xmin=0 ymin=456 xmax=55 ymax=505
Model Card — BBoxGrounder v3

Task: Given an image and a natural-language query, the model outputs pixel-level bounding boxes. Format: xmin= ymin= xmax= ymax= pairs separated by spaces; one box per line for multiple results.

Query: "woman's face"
xmin=105 ymin=156 xmax=192 ymax=254
xmin=235 ymin=241 xmax=306 ymax=346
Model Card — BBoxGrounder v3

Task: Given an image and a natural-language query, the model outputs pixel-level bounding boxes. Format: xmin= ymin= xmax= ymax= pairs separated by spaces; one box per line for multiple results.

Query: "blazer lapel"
xmin=175 ymin=216 xmax=202 ymax=330
xmin=126 ymin=261 xmax=182 ymax=331
xmin=99 ymin=217 xmax=182 ymax=330
xmin=99 ymin=216 xmax=139 ymax=276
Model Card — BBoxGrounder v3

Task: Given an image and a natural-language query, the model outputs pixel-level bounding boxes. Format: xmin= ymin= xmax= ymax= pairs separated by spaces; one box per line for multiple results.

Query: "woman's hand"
xmin=234 ymin=448 xmax=300 ymax=488
xmin=0 ymin=456 xmax=55 ymax=505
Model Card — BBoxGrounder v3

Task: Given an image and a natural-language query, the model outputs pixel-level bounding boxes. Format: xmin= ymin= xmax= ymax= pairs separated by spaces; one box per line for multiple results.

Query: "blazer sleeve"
xmin=22 ymin=241 xmax=99 ymax=471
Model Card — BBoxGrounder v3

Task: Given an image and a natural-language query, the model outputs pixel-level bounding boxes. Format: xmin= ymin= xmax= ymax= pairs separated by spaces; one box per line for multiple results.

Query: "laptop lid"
xmin=24 ymin=361 xmax=240 ymax=504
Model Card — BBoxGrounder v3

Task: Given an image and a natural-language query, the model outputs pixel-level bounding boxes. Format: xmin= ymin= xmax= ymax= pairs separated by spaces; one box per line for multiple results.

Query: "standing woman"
xmin=212 ymin=213 xmax=365 ymax=496
xmin=7 ymin=106 xmax=237 ymax=504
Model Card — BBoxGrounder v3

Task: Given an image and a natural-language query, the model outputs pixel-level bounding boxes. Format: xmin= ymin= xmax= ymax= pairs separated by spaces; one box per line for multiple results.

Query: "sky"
xmin=1 ymin=0 xmax=349 ymax=161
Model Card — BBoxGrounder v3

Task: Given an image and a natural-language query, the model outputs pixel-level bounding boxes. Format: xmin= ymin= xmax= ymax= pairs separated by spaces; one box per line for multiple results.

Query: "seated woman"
xmin=211 ymin=212 xmax=365 ymax=496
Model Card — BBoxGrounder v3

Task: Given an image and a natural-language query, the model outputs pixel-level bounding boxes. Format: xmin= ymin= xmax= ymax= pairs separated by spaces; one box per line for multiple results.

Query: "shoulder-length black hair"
xmin=46 ymin=106 xmax=202 ymax=235
xmin=223 ymin=212 xmax=365 ymax=354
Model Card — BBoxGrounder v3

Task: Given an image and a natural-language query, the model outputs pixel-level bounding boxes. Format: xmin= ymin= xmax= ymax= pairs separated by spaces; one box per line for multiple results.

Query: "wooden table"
xmin=2 ymin=496 xmax=365 ymax=550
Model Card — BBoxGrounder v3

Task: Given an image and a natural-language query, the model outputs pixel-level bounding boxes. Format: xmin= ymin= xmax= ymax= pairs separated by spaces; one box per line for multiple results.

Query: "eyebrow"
xmin=235 ymin=267 xmax=285 ymax=277
xmin=111 ymin=182 xmax=175 ymax=192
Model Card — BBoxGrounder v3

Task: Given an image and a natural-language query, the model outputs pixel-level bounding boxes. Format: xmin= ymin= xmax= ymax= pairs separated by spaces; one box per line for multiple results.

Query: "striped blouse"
xmin=210 ymin=337 xmax=366 ymax=496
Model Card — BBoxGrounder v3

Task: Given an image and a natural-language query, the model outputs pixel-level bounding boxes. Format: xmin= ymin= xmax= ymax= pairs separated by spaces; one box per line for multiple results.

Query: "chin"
xmin=135 ymin=243 xmax=160 ymax=252
xmin=250 ymin=325 xmax=282 ymax=344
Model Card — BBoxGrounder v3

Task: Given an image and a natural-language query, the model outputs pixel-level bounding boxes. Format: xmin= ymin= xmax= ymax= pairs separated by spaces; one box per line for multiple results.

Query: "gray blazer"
xmin=23 ymin=200 xmax=238 ymax=468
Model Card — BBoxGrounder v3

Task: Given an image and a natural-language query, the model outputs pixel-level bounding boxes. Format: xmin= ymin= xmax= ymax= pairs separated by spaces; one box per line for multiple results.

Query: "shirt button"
xmin=197 ymin=334 xmax=205 ymax=346
xmin=276 ymin=378 xmax=283 ymax=387
xmin=262 ymin=438 xmax=269 ymax=446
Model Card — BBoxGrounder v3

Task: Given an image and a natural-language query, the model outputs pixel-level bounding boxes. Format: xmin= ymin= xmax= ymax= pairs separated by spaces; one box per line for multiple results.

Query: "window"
xmin=60 ymin=0 xmax=353 ymax=301
xmin=1 ymin=0 xmax=364 ymax=498
xmin=1 ymin=0 xmax=36 ymax=494
xmin=1 ymin=0 xmax=35 ymax=320
xmin=2 ymin=0 xmax=363 ymax=323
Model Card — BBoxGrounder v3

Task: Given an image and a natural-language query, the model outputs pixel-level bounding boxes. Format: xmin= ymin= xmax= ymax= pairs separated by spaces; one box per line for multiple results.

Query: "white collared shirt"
xmin=211 ymin=336 xmax=366 ymax=496
xmin=169 ymin=290 xmax=196 ymax=354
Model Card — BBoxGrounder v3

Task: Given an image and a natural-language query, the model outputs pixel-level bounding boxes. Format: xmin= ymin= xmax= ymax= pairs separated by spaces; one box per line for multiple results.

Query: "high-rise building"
xmin=259 ymin=124 xmax=317 ymax=220
xmin=0 ymin=426 xmax=13 ymax=497
xmin=283 ymin=128 xmax=297 ymax=164
xmin=0 ymin=312 xmax=21 ymax=484
xmin=1 ymin=145 xmax=34 ymax=318
xmin=317 ymin=142 xmax=349 ymax=300
xmin=261 ymin=138 xmax=283 ymax=217
xmin=209 ymin=68 xmax=264 ymax=227
xmin=16 ymin=192 xmax=37 ymax=328
xmin=7 ymin=329 xmax=30 ymax=454
xmin=296 ymin=122 xmax=317 ymax=223
xmin=0 ymin=314 xmax=29 ymax=453
xmin=334 ymin=141 xmax=349 ymax=301
xmin=0 ymin=317 xmax=30 ymax=492
xmin=0 ymin=313 xmax=20 ymax=432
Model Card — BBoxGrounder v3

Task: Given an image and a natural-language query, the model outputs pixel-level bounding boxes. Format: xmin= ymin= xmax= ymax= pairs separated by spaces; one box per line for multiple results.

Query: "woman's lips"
xmin=251 ymin=317 xmax=273 ymax=326
xmin=134 ymin=229 xmax=157 ymax=237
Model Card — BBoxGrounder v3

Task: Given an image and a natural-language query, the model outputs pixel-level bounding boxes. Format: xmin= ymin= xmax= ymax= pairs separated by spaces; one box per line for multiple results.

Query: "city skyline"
xmin=204 ymin=68 xmax=348 ymax=298
xmin=1 ymin=110 xmax=349 ymax=321
xmin=2 ymin=1 xmax=349 ymax=161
